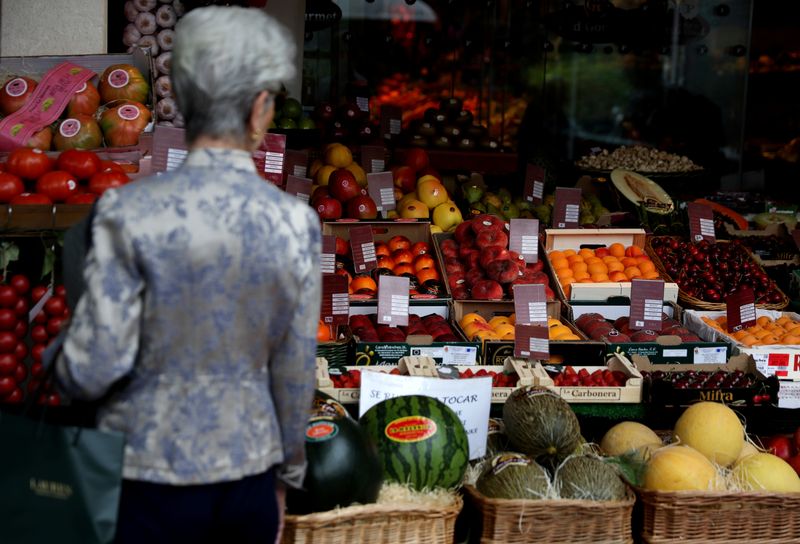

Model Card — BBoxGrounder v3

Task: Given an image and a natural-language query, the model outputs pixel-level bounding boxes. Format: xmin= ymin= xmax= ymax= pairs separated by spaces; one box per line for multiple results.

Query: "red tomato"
xmin=55 ymin=285 xmax=67 ymax=298
xmin=0 ymin=353 xmax=16 ymax=375
xmin=0 ymin=309 xmax=16 ymax=330
xmin=0 ymin=172 xmax=25 ymax=203
xmin=0 ymin=376 xmax=15 ymax=395
xmin=57 ymin=149 xmax=101 ymax=179
xmin=0 ymin=286 xmax=17 ymax=308
xmin=35 ymin=171 xmax=79 ymax=203
xmin=3 ymin=387 xmax=23 ymax=403
xmin=13 ymin=320 xmax=27 ymax=340
xmin=53 ymin=115 xmax=103 ymax=151
xmin=0 ymin=76 xmax=37 ymax=115
xmin=99 ymin=160 xmax=125 ymax=173
xmin=66 ymin=193 xmax=98 ymax=205
xmin=31 ymin=285 xmax=48 ymax=303
xmin=0 ymin=331 xmax=16 ymax=353
xmin=6 ymin=148 xmax=53 ymax=180
xmin=99 ymin=101 xmax=151 ymax=147
xmin=0 ymin=163 xmax=4 ymax=171
xmin=9 ymin=274 xmax=29 ymax=296
xmin=44 ymin=296 xmax=66 ymax=316
xmin=13 ymin=362 xmax=27 ymax=383
xmin=98 ymin=64 xmax=149 ymax=104
xmin=30 ymin=325 xmax=48 ymax=344
xmin=10 ymin=192 xmax=52 ymax=205
xmin=67 ymin=80 xmax=101 ymax=117
xmin=14 ymin=341 xmax=26 ymax=361
xmin=89 ymin=170 xmax=129 ymax=195
xmin=13 ymin=297 xmax=27 ymax=318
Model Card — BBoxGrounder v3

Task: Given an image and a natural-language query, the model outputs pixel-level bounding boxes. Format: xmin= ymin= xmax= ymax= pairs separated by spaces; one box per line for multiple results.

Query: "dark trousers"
xmin=115 ymin=469 xmax=279 ymax=544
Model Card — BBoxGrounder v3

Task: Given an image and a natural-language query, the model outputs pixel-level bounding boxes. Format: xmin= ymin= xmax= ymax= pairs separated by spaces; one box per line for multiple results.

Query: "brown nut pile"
xmin=576 ymin=146 xmax=703 ymax=173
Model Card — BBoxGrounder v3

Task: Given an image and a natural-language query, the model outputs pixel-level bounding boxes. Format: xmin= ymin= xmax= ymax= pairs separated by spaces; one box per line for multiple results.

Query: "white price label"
xmin=166 ymin=148 xmax=188 ymax=171
xmin=264 ymin=151 xmax=283 ymax=174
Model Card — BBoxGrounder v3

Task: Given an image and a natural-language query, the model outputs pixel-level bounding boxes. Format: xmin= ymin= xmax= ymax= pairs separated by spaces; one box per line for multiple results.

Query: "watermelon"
xmin=286 ymin=415 xmax=382 ymax=514
xmin=360 ymin=395 xmax=469 ymax=491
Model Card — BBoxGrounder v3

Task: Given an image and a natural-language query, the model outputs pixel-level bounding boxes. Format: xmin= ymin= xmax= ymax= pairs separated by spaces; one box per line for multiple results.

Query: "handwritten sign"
xmin=726 ymin=287 xmax=757 ymax=333
xmin=367 ymin=171 xmax=396 ymax=213
xmin=377 ymin=275 xmax=410 ymax=327
xmin=509 ymin=218 xmax=539 ymax=263
xmin=629 ymin=278 xmax=665 ymax=331
xmin=687 ymin=202 xmax=716 ymax=243
xmin=349 ymin=225 xmax=377 ymax=274
xmin=359 ymin=371 xmax=492 ymax=459
xmin=524 ymin=164 xmax=546 ymax=204
xmin=321 ymin=235 xmax=337 ymax=274
xmin=553 ymin=187 xmax=581 ymax=229
xmin=321 ymin=274 xmax=349 ymax=326
xmin=258 ymin=132 xmax=287 ymax=185
xmin=512 ymin=284 xmax=549 ymax=358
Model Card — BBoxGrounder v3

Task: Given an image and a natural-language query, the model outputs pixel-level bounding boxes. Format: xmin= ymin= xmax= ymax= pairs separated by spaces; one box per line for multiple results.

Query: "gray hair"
xmin=172 ymin=6 xmax=296 ymax=144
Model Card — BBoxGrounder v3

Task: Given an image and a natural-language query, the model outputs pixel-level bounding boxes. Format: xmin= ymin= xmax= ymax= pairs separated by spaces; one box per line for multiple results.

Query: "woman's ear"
xmin=249 ymin=90 xmax=274 ymax=138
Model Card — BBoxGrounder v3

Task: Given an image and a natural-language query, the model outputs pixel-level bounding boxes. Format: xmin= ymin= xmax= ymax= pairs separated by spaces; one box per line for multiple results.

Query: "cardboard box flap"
xmin=315 ymin=357 xmax=333 ymax=388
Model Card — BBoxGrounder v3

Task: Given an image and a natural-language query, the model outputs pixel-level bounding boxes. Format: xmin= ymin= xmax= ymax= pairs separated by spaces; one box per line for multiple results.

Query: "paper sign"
xmin=349 ymin=226 xmax=377 ymax=274
xmin=284 ymin=149 xmax=309 ymax=180
xmin=0 ymin=62 xmax=95 ymax=151
xmin=152 ymin=126 xmax=188 ymax=172
xmin=321 ymin=235 xmax=337 ymax=274
xmin=778 ymin=380 xmax=800 ymax=409
xmin=524 ymin=164 xmax=546 ymax=203
xmin=514 ymin=325 xmax=550 ymax=359
xmin=687 ymin=202 xmax=716 ymax=243
xmin=377 ymin=275 xmax=410 ymax=327
xmin=359 ymin=370 xmax=492 ymax=459
xmin=258 ymin=132 xmax=287 ymax=185
xmin=509 ymin=218 xmax=540 ymax=263
xmin=367 ymin=172 xmax=396 ymax=213
xmin=380 ymin=105 xmax=402 ymax=140
xmin=513 ymin=284 xmax=548 ymax=325
xmin=629 ymin=278 xmax=665 ymax=331
xmin=725 ymin=287 xmax=757 ymax=332
xmin=356 ymin=96 xmax=370 ymax=114
xmin=361 ymin=145 xmax=387 ymax=174
xmin=553 ymin=187 xmax=581 ymax=228
xmin=408 ymin=345 xmax=478 ymax=366
xmin=285 ymin=175 xmax=313 ymax=203
xmin=693 ymin=346 xmax=728 ymax=365
xmin=321 ymin=274 xmax=349 ymax=326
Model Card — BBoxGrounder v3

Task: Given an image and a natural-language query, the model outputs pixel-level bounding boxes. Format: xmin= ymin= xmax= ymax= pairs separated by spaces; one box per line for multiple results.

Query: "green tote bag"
xmin=0 ymin=412 xmax=125 ymax=544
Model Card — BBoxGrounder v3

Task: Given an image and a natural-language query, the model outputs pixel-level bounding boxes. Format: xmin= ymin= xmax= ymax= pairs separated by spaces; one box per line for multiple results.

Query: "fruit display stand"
xmin=683 ymin=309 xmax=800 ymax=381
xmin=450 ymin=300 xmax=606 ymax=366
xmin=531 ymin=354 xmax=644 ymax=404
xmin=638 ymin=489 xmax=800 ymax=544
xmin=543 ymin=229 xmax=680 ymax=303
xmin=645 ymin=236 xmax=790 ymax=311
xmin=569 ymin=301 xmax=731 ymax=365
xmin=316 ymin=326 xmax=353 ymax=368
xmin=463 ymin=485 xmax=635 ymax=544
xmin=631 ymin=353 xmax=779 ymax=407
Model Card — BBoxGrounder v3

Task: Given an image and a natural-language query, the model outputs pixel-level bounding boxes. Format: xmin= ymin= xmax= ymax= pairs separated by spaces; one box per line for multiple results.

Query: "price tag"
xmin=255 ymin=132 xmax=287 ymax=185
xmin=284 ymin=149 xmax=309 ymax=181
xmin=514 ymin=325 xmax=550 ymax=359
xmin=151 ymin=125 xmax=188 ymax=172
xmin=321 ymin=274 xmax=350 ymax=326
xmin=725 ymin=287 xmax=757 ymax=333
xmin=377 ymin=275 xmax=410 ymax=327
xmin=367 ymin=172 xmax=396 ymax=213
xmin=380 ymin=105 xmax=402 ymax=140
xmin=349 ymin=225 xmax=377 ymax=274
xmin=321 ymin=235 xmax=337 ymax=275
xmin=284 ymin=175 xmax=313 ymax=203
xmin=360 ymin=145 xmax=387 ymax=174
xmin=629 ymin=278 xmax=665 ymax=331
xmin=513 ymin=284 xmax=548 ymax=326
xmin=509 ymin=218 xmax=540 ymax=263
xmin=778 ymin=380 xmax=800 ymax=409
xmin=356 ymin=96 xmax=370 ymax=114
xmin=524 ymin=164 xmax=546 ymax=203
xmin=687 ymin=202 xmax=716 ymax=243
xmin=553 ymin=187 xmax=581 ymax=229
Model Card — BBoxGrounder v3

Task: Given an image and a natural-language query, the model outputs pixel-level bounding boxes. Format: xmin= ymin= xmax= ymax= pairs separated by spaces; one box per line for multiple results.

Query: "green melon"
xmin=486 ymin=417 xmax=509 ymax=456
xmin=503 ymin=386 xmax=582 ymax=470
xmin=286 ymin=415 xmax=383 ymax=514
xmin=554 ymin=455 xmax=627 ymax=501
xmin=360 ymin=395 xmax=469 ymax=491
xmin=476 ymin=453 xmax=551 ymax=499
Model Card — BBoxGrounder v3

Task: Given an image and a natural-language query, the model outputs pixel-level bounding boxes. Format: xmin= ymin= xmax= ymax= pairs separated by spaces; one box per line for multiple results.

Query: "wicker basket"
xmin=639 ymin=488 xmax=800 ymax=543
xmin=464 ymin=485 xmax=635 ymax=544
xmin=316 ymin=326 xmax=353 ymax=368
xmin=282 ymin=495 xmax=462 ymax=544
xmin=645 ymin=236 xmax=790 ymax=311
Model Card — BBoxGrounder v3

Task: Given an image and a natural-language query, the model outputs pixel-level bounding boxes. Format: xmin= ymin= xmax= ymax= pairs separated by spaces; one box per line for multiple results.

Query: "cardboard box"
xmin=684 ymin=309 xmax=800 ymax=380
xmin=632 ymin=353 xmax=779 ymax=407
xmin=543 ymin=228 xmax=679 ymax=303
xmin=569 ymin=301 xmax=731 ymax=364
xmin=451 ymin=300 xmax=606 ymax=366
xmin=532 ymin=354 xmax=643 ymax=403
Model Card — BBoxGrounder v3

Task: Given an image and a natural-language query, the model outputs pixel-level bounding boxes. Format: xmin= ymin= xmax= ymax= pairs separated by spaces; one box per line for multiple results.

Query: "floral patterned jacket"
xmin=55 ymin=148 xmax=321 ymax=486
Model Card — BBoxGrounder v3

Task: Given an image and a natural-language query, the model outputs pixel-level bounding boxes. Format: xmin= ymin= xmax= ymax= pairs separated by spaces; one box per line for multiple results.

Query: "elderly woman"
xmin=53 ymin=6 xmax=319 ymax=543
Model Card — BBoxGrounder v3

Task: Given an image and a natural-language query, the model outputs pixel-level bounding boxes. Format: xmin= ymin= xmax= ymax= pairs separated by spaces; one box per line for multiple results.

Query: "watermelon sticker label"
xmin=118 ymin=105 xmax=141 ymax=121
xmin=108 ymin=69 xmax=130 ymax=89
xmin=312 ymin=398 xmax=348 ymax=419
xmin=491 ymin=453 xmax=531 ymax=475
xmin=305 ymin=420 xmax=339 ymax=442
xmin=385 ymin=416 xmax=437 ymax=443
xmin=487 ymin=418 xmax=504 ymax=435
xmin=5 ymin=78 xmax=28 ymax=97
xmin=59 ymin=118 xmax=81 ymax=138
xmin=76 ymin=82 xmax=87 ymax=94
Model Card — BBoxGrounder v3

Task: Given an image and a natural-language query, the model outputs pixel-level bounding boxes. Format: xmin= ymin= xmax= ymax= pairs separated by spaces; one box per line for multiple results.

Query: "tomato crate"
xmin=684 ymin=309 xmax=800 ymax=380
xmin=532 ymin=354 xmax=644 ymax=403
xmin=631 ymin=353 xmax=780 ymax=407
xmin=544 ymin=228 xmax=679 ymax=303
xmin=451 ymin=300 xmax=606 ymax=366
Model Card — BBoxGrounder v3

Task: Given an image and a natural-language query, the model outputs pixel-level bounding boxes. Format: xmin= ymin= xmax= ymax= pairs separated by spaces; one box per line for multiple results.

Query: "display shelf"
xmin=0 ymin=204 xmax=92 ymax=233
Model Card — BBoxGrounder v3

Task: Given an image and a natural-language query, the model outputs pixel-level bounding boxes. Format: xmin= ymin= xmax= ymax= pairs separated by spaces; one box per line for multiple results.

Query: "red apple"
xmin=787 ymin=455 xmax=800 ymax=477
xmin=328 ymin=169 xmax=361 ymax=202
xmin=392 ymin=165 xmax=416 ymax=193
xmin=471 ymin=279 xmax=504 ymax=300
xmin=440 ymin=239 xmax=460 ymax=259
xmin=485 ymin=258 xmax=521 ymax=284
xmin=479 ymin=247 xmax=510 ymax=269
xmin=575 ymin=313 xmax=606 ymax=330
xmin=444 ymin=258 xmax=465 ymax=277
xmin=451 ymin=285 xmax=470 ymax=299
xmin=453 ymin=221 xmax=476 ymax=246
xmin=630 ymin=330 xmax=659 ymax=342
xmin=346 ymin=195 xmax=378 ymax=219
xmin=471 ymin=214 xmax=505 ymax=234
xmin=476 ymin=229 xmax=509 ymax=249
xmin=335 ymin=236 xmax=350 ymax=256
xmin=763 ymin=435 xmax=795 ymax=461
xmin=464 ymin=267 xmax=486 ymax=288
xmin=404 ymin=148 xmax=430 ymax=172
xmin=314 ymin=196 xmax=343 ymax=220
xmin=463 ymin=249 xmax=480 ymax=271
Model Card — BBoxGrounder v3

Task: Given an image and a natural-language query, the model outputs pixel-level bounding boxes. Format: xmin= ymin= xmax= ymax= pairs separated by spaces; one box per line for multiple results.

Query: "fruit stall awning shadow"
xmin=333 ymin=0 xmax=437 ymax=23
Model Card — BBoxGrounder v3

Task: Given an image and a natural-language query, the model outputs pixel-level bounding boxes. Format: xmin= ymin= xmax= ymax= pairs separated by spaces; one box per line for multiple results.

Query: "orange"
xmin=324 ymin=143 xmax=354 ymax=167
xmin=635 ymin=255 xmax=651 ymax=265
xmin=606 ymin=261 xmax=624 ymax=273
xmin=638 ymin=261 xmax=656 ymax=274
xmin=739 ymin=334 xmax=759 ymax=347
xmin=776 ymin=316 xmax=794 ymax=327
xmin=609 ymin=271 xmax=628 ymax=282
xmin=549 ymin=250 xmax=565 ymax=261
xmin=756 ymin=316 xmax=772 ymax=327
xmin=781 ymin=334 xmax=800 ymax=345
xmin=642 ymin=271 xmax=661 ymax=280
xmin=609 ymin=243 xmax=625 ymax=258
xmin=463 ymin=321 xmax=492 ymax=339
xmin=563 ymin=283 xmax=572 ymax=299
xmin=625 ymin=245 xmax=644 ymax=257
xmin=561 ymin=277 xmax=576 ymax=289
xmin=413 ymin=254 xmax=437 ymax=272
xmin=350 ymin=275 xmax=377 ymax=294
xmin=508 ymin=313 xmax=516 ymax=325
xmin=602 ymin=255 xmax=620 ymax=264
xmin=567 ymin=254 xmax=585 ymax=265
xmin=571 ymin=262 xmax=588 ymax=275
xmin=584 ymin=256 xmax=603 ymax=265
xmin=578 ymin=248 xmax=595 ymax=259
xmin=488 ymin=316 xmax=511 ymax=329
xmin=573 ymin=271 xmax=590 ymax=281
xmin=317 ymin=321 xmax=332 ymax=342
xmin=624 ymin=267 xmax=642 ymax=280
xmin=375 ymin=243 xmax=391 ymax=258
xmin=591 ymin=273 xmax=610 ymax=282
xmin=761 ymin=321 xmax=778 ymax=331
xmin=493 ymin=323 xmax=516 ymax=338
xmin=557 ymin=268 xmax=574 ymax=280
xmin=752 ymin=328 xmax=772 ymax=339
xmin=551 ymin=257 xmax=569 ymax=271
xmin=732 ymin=330 xmax=748 ymax=340
xmin=587 ymin=262 xmax=608 ymax=276
xmin=621 ymin=257 xmax=639 ymax=268
xmin=416 ymin=267 xmax=440 ymax=284
xmin=501 ymin=332 xmax=516 ymax=341
xmin=393 ymin=263 xmax=415 ymax=276
xmin=788 ymin=324 xmax=800 ymax=335
xmin=578 ymin=278 xmax=594 ymax=283
xmin=376 ymin=256 xmax=396 ymax=270
xmin=760 ymin=334 xmax=779 ymax=345
xmin=460 ymin=312 xmax=487 ymax=328
xmin=562 ymin=249 xmax=577 ymax=257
